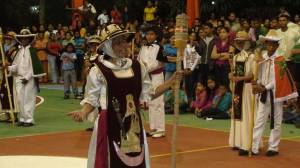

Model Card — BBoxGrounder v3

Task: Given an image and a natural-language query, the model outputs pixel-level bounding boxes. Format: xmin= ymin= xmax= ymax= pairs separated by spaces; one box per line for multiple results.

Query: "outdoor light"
xmin=30 ymin=5 xmax=40 ymax=14
xmin=212 ymin=1 xmax=215 ymax=5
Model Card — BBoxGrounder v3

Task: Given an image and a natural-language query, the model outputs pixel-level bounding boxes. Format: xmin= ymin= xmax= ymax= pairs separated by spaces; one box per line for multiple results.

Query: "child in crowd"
xmin=61 ymin=43 xmax=78 ymax=99
xmin=198 ymin=84 xmax=232 ymax=119
xmin=205 ymin=76 xmax=218 ymax=107
xmin=164 ymin=84 xmax=188 ymax=114
xmin=191 ymin=82 xmax=208 ymax=115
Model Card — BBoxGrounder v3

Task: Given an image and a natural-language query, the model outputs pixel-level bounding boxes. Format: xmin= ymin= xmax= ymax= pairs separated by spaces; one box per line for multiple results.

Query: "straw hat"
xmin=98 ymin=24 xmax=134 ymax=47
xmin=259 ymin=29 xmax=281 ymax=42
xmin=233 ymin=31 xmax=252 ymax=51
xmin=4 ymin=31 xmax=16 ymax=39
xmin=87 ymin=35 xmax=102 ymax=44
xmin=15 ymin=29 xmax=36 ymax=44
xmin=234 ymin=31 xmax=250 ymax=41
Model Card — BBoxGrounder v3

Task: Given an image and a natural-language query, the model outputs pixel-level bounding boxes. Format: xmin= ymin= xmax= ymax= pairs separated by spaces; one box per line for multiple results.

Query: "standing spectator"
xmin=241 ymin=19 xmax=256 ymax=42
xmin=270 ymin=18 xmax=279 ymax=29
xmin=122 ymin=5 xmax=130 ymax=24
xmin=163 ymin=35 xmax=177 ymax=80
xmin=86 ymin=19 xmax=97 ymax=36
xmin=228 ymin=12 xmax=241 ymax=33
xmin=76 ymin=21 xmax=87 ymax=38
xmin=97 ymin=9 xmax=109 ymax=26
xmin=62 ymin=31 xmax=74 ymax=47
xmin=198 ymin=22 xmax=217 ymax=84
xmin=78 ymin=0 xmax=97 ymax=22
xmin=184 ymin=32 xmax=201 ymax=108
xmin=144 ymin=0 xmax=157 ymax=24
xmin=291 ymin=39 xmax=300 ymax=98
xmin=211 ymin=27 xmax=235 ymax=87
xmin=61 ymin=43 xmax=78 ymax=99
xmin=34 ymin=32 xmax=48 ymax=83
xmin=47 ymin=33 xmax=62 ymax=83
xmin=110 ymin=5 xmax=122 ymax=25
xmin=276 ymin=14 xmax=300 ymax=76
xmin=191 ymin=18 xmax=201 ymax=37
xmin=74 ymin=31 xmax=86 ymax=81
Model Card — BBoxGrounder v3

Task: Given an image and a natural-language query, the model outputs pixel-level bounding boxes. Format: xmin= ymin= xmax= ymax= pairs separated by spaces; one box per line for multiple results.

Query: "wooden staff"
xmin=0 ymin=33 xmax=15 ymax=126
xmin=229 ymin=53 xmax=236 ymax=149
xmin=171 ymin=14 xmax=188 ymax=168
xmin=248 ymin=47 xmax=262 ymax=157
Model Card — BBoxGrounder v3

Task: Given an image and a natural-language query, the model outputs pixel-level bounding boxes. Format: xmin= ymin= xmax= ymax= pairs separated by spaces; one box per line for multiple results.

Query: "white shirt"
xmin=8 ymin=45 xmax=33 ymax=80
xmin=276 ymin=26 xmax=300 ymax=60
xmin=97 ymin=13 xmax=109 ymax=25
xmin=257 ymin=51 xmax=277 ymax=91
xmin=138 ymin=44 xmax=161 ymax=73
xmin=80 ymin=57 xmax=153 ymax=110
xmin=78 ymin=3 xmax=97 ymax=14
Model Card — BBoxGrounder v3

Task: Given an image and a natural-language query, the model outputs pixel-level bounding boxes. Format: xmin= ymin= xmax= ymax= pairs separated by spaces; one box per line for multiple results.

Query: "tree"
xmin=39 ymin=0 xmax=46 ymax=25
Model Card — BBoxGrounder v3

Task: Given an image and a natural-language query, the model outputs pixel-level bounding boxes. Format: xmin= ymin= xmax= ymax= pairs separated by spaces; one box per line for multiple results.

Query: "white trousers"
xmin=252 ymin=96 xmax=283 ymax=153
xmin=15 ymin=77 xmax=37 ymax=123
xmin=149 ymin=72 xmax=165 ymax=132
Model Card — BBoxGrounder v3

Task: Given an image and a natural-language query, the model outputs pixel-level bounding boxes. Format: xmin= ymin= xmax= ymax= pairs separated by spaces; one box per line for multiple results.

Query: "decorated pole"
xmin=229 ymin=54 xmax=236 ymax=148
xmin=248 ymin=47 xmax=262 ymax=157
xmin=171 ymin=14 xmax=188 ymax=168
xmin=0 ymin=32 xmax=15 ymax=126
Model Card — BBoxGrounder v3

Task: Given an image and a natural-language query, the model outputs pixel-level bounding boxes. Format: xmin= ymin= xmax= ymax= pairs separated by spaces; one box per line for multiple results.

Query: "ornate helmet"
xmin=98 ymin=24 xmax=134 ymax=47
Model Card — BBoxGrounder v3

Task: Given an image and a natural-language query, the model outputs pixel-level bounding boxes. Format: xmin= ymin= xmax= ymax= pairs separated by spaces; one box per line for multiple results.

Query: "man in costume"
xmin=228 ymin=31 xmax=257 ymax=155
xmin=4 ymin=29 xmax=45 ymax=127
xmin=68 ymin=24 xmax=183 ymax=168
xmin=138 ymin=25 xmax=169 ymax=138
xmin=0 ymin=31 xmax=18 ymax=122
xmin=251 ymin=30 xmax=298 ymax=156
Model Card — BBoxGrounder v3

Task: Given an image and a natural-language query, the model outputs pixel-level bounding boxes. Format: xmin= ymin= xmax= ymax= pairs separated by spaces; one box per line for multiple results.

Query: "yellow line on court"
xmin=150 ymin=145 xmax=229 ymax=158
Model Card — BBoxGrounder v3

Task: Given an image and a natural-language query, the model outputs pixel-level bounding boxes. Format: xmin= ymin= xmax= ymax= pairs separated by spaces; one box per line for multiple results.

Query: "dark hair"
xmin=278 ymin=14 xmax=290 ymax=20
xmin=217 ymin=26 xmax=229 ymax=33
xmin=65 ymin=43 xmax=75 ymax=53
xmin=203 ymin=22 xmax=214 ymax=29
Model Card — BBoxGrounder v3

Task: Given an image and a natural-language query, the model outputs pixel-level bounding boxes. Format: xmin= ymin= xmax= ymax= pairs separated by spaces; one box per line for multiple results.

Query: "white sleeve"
xmin=139 ymin=61 xmax=155 ymax=102
xmin=80 ymin=66 xmax=103 ymax=107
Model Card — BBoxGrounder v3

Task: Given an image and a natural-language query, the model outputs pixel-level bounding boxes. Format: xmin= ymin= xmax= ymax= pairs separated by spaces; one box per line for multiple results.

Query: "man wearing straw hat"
xmin=251 ymin=29 xmax=298 ymax=156
xmin=0 ymin=31 xmax=19 ymax=122
xmin=3 ymin=29 xmax=45 ymax=127
xmin=68 ymin=24 xmax=183 ymax=168
xmin=229 ymin=31 xmax=257 ymax=156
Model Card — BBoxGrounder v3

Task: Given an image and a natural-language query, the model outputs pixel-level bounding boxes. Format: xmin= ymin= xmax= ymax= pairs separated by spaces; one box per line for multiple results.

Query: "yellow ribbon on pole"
xmin=171 ymin=14 xmax=188 ymax=168
xmin=0 ymin=32 xmax=15 ymax=126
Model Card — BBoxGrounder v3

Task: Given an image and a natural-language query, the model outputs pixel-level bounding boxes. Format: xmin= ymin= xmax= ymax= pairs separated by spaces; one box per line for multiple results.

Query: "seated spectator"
xmin=197 ymin=84 xmax=232 ymax=119
xmin=205 ymin=76 xmax=219 ymax=109
xmin=191 ymin=82 xmax=208 ymax=115
xmin=164 ymin=85 xmax=188 ymax=114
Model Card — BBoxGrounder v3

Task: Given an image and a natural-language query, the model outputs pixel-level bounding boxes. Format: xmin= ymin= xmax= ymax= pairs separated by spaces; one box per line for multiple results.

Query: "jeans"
xmin=48 ymin=54 xmax=58 ymax=83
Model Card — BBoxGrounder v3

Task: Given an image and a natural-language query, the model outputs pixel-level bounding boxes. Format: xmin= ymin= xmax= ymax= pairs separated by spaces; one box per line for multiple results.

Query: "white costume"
xmin=229 ymin=50 xmax=256 ymax=151
xmin=138 ymin=43 xmax=165 ymax=135
xmin=8 ymin=45 xmax=37 ymax=124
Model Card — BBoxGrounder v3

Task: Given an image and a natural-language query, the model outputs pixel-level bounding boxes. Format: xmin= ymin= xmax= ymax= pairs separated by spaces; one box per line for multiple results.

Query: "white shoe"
xmin=152 ymin=132 xmax=165 ymax=138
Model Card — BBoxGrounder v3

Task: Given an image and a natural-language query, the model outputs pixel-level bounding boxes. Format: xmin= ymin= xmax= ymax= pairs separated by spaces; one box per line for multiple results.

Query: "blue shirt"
xmin=213 ymin=92 xmax=232 ymax=112
xmin=74 ymin=37 xmax=85 ymax=55
xmin=163 ymin=44 xmax=177 ymax=72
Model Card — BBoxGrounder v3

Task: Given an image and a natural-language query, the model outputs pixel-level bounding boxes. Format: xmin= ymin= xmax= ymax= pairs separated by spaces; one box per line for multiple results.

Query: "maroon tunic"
xmin=95 ymin=60 xmax=145 ymax=168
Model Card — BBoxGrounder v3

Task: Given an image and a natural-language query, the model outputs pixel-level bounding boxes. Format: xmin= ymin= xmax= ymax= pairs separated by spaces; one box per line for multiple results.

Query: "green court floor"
xmin=1 ymin=88 xmax=300 ymax=141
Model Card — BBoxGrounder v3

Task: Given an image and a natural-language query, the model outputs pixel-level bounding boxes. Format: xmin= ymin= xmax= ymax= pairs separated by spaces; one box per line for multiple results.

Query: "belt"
xmin=149 ymin=67 xmax=164 ymax=75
